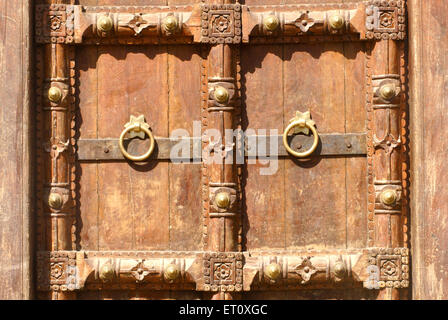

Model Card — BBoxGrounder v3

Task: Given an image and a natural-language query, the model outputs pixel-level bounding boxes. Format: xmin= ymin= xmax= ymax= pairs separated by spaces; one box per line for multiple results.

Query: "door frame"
xmin=0 ymin=0 xmax=446 ymax=299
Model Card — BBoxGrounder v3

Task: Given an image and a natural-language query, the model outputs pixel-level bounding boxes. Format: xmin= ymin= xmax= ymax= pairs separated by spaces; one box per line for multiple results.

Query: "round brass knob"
xmin=163 ymin=15 xmax=178 ymax=33
xmin=215 ymin=192 xmax=231 ymax=209
xmin=118 ymin=123 xmax=155 ymax=162
xmin=379 ymin=84 xmax=396 ymax=100
xmin=380 ymin=189 xmax=397 ymax=205
xmin=48 ymin=193 xmax=63 ymax=209
xmin=48 ymin=86 xmax=62 ymax=103
xmin=164 ymin=263 xmax=180 ymax=281
xmin=263 ymin=15 xmax=279 ymax=32
xmin=265 ymin=263 xmax=281 ymax=281
xmin=97 ymin=16 xmax=113 ymax=32
xmin=214 ymin=86 xmax=229 ymax=104
xmin=328 ymin=14 xmax=344 ymax=30
xmin=333 ymin=262 xmax=346 ymax=278
xmin=283 ymin=119 xmax=319 ymax=158
xmin=99 ymin=263 xmax=115 ymax=282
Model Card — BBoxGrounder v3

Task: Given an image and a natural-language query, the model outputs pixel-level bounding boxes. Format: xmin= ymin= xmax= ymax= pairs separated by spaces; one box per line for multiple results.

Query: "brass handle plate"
xmin=283 ymin=111 xmax=319 ymax=158
xmin=118 ymin=115 xmax=155 ymax=162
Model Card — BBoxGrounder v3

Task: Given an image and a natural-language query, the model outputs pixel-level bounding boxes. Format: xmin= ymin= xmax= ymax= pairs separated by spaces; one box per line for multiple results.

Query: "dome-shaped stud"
xmin=164 ymin=263 xmax=180 ymax=281
xmin=214 ymin=86 xmax=229 ymax=104
xmin=380 ymin=189 xmax=397 ymax=205
xmin=99 ymin=263 xmax=115 ymax=283
xmin=48 ymin=87 xmax=62 ymax=103
xmin=97 ymin=16 xmax=113 ymax=33
xmin=48 ymin=193 xmax=63 ymax=209
xmin=265 ymin=263 xmax=281 ymax=281
xmin=333 ymin=262 xmax=346 ymax=278
xmin=379 ymin=84 xmax=397 ymax=100
xmin=263 ymin=15 xmax=279 ymax=32
xmin=163 ymin=15 xmax=178 ymax=33
xmin=328 ymin=14 xmax=344 ymax=30
xmin=215 ymin=192 xmax=231 ymax=209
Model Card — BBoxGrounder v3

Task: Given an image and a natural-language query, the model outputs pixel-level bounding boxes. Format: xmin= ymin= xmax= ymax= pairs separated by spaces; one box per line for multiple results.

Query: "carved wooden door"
xmin=35 ymin=0 xmax=409 ymax=300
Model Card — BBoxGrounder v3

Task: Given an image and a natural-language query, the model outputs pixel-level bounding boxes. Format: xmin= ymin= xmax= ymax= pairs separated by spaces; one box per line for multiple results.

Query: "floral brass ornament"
xmin=118 ymin=115 xmax=155 ymax=162
xmin=130 ymin=260 xmax=157 ymax=283
xmin=283 ymin=111 xmax=319 ymax=158
xmin=294 ymin=257 xmax=317 ymax=284
xmin=295 ymin=12 xmax=315 ymax=33
xmin=128 ymin=13 xmax=151 ymax=36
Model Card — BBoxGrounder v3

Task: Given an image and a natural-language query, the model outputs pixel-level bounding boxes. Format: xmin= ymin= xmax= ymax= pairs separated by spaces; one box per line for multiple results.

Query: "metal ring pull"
xmin=283 ymin=111 xmax=319 ymax=158
xmin=119 ymin=115 xmax=155 ymax=161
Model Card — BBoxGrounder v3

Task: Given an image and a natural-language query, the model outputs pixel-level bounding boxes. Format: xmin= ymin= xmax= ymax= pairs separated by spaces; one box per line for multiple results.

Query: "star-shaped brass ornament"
xmin=288 ymin=110 xmax=315 ymax=135
xmin=124 ymin=115 xmax=151 ymax=140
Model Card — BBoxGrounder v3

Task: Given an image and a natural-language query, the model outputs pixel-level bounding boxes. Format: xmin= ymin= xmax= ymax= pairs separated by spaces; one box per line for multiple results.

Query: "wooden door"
xmin=35 ymin=0 xmax=409 ymax=300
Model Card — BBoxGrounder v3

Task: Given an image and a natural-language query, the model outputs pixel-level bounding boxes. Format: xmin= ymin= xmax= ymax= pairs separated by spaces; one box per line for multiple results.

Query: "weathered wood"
xmin=0 ymin=0 xmax=33 ymax=299
xmin=31 ymin=0 xmax=413 ymax=301
xmin=409 ymin=0 xmax=448 ymax=300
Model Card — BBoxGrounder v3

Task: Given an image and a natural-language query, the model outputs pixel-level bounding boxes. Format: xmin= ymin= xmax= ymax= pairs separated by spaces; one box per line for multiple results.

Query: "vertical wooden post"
xmin=203 ymin=0 xmax=241 ymax=300
xmin=40 ymin=0 xmax=76 ymax=300
xmin=370 ymin=39 xmax=405 ymax=300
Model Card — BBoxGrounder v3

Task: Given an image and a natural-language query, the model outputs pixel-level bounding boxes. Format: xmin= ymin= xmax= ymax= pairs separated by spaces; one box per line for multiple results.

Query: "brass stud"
xmin=163 ymin=15 xmax=178 ymax=33
xmin=333 ymin=262 xmax=346 ymax=278
xmin=263 ymin=15 xmax=279 ymax=32
xmin=48 ymin=193 xmax=63 ymax=209
xmin=328 ymin=14 xmax=344 ymax=30
xmin=214 ymin=86 xmax=229 ymax=104
xmin=164 ymin=263 xmax=180 ymax=281
xmin=381 ymin=189 xmax=397 ymax=206
xmin=97 ymin=16 xmax=113 ymax=32
xmin=48 ymin=87 xmax=62 ymax=103
xmin=99 ymin=263 xmax=115 ymax=283
xmin=265 ymin=263 xmax=281 ymax=281
xmin=215 ymin=192 xmax=231 ymax=209
xmin=379 ymin=84 xmax=396 ymax=100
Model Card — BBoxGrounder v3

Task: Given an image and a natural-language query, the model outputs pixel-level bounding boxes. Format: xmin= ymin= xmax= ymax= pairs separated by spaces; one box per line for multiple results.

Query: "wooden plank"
xmin=77 ymin=46 xmax=99 ymax=251
xmin=283 ymin=42 xmax=347 ymax=249
xmin=0 ymin=0 xmax=32 ymax=299
xmin=123 ymin=45 xmax=169 ymax=251
xmin=410 ymin=0 xmax=448 ymax=299
xmin=167 ymin=45 xmax=203 ymax=251
xmin=344 ymin=42 xmax=368 ymax=248
xmin=242 ymin=44 xmax=286 ymax=250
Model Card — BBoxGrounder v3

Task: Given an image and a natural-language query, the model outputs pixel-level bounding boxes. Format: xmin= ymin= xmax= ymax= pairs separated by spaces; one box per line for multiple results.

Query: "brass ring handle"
xmin=283 ymin=111 xmax=319 ymax=158
xmin=119 ymin=116 xmax=155 ymax=162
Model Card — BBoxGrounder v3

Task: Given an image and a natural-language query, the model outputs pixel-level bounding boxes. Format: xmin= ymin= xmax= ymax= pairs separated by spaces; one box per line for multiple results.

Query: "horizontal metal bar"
xmin=77 ymin=133 xmax=365 ymax=161
xmin=77 ymin=137 xmax=201 ymax=161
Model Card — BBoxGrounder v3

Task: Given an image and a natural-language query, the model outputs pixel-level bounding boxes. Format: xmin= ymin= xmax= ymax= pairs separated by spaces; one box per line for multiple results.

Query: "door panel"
xmin=242 ymin=43 xmax=368 ymax=250
xmin=77 ymin=45 xmax=203 ymax=251
xmin=34 ymin=0 xmax=409 ymax=300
